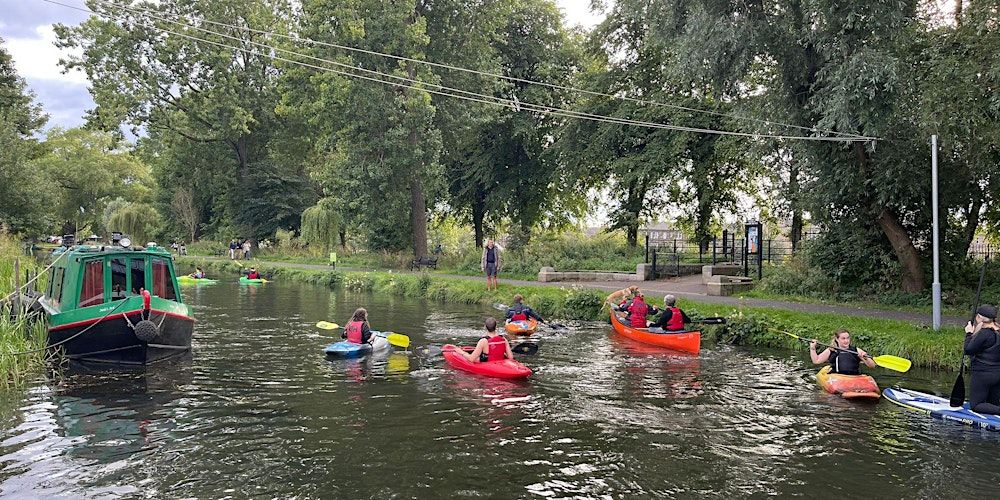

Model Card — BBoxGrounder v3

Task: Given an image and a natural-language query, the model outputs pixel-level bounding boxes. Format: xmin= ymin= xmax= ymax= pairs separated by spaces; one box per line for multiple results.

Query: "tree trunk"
xmin=876 ymin=209 xmax=925 ymax=292
xmin=626 ymin=224 xmax=638 ymax=248
xmin=788 ymin=159 xmax=803 ymax=251
xmin=409 ymin=161 xmax=428 ymax=258
xmin=956 ymin=0 xmax=963 ymax=26
xmin=962 ymin=195 xmax=983 ymax=256
xmin=472 ymin=186 xmax=485 ymax=249
xmin=339 ymin=228 xmax=346 ymax=248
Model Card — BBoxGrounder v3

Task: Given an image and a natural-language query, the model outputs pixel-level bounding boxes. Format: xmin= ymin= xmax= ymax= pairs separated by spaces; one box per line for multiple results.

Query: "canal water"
xmin=2 ymin=281 xmax=1000 ymax=498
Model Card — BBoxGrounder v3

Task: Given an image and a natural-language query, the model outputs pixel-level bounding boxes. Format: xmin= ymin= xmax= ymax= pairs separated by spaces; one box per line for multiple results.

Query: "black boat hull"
xmin=48 ymin=311 xmax=194 ymax=365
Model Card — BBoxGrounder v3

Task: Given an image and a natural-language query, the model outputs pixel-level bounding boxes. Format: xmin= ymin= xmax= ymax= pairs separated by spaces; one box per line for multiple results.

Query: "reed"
xmin=0 ymin=234 xmax=47 ymax=388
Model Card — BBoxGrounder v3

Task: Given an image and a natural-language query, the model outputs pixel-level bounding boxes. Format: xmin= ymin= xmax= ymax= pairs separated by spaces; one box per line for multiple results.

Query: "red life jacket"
xmin=628 ymin=298 xmax=649 ymax=328
xmin=248 ymin=271 xmax=260 ymax=279
xmin=511 ymin=312 xmax=528 ymax=322
xmin=487 ymin=335 xmax=507 ymax=361
xmin=345 ymin=321 xmax=364 ymax=344
xmin=666 ymin=307 xmax=685 ymax=331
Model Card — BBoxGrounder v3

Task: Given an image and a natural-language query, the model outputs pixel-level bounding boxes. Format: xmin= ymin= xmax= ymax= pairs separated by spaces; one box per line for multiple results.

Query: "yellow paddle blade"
xmin=316 ymin=321 xmax=340 ymax=330
xmin=384 ymin=332 xmax=410 ymax=349
xmin=873 ymin=355 xmax=912 ymax=373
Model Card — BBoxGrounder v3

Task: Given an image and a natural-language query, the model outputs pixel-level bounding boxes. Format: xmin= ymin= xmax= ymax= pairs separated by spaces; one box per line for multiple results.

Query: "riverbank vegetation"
xmin=183 ymin=257 xmax=966 ymax=370
xmin=0 ymin=234 xmax=47 ymax=388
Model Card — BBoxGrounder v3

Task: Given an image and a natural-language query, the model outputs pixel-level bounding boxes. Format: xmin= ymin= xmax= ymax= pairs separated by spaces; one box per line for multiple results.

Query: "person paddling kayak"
xmin=342 ymin=307 xmax=374 ymax=345
xmin=506 ymin=294 xmax=544 ymax=323
xmin=809 ymin=330 xmax=876 ymax=375
xmin=648 ymin=294 xmax=691 ymax=333
xmin=246 ymin=267 xmax=261 ymax=280
xmin=189 ymin=267 xmax=207 ymax=279
xmin=451 ymin=317 xmax=514 ymax=363
xmin=964 ymin=305 xmax=1000 ymax=414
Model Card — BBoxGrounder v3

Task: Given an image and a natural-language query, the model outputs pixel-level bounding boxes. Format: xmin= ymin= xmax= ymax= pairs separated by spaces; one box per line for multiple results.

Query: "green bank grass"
xmin=183 ymin=257 xmax=966 ymax=370
xmin=0 ymin=235 xmax=47 ymax=388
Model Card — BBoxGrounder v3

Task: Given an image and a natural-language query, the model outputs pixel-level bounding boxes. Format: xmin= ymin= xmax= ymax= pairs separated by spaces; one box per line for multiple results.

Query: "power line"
xmin=41 ymin=0 xmax=876 ymax=142
xmin=88 ymin=0 xmax=869 ymax=140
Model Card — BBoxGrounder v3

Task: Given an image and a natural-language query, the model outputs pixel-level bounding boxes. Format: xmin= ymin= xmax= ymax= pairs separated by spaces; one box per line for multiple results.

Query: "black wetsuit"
xmin=964 ymin=326 xmax=1000 ymax=414
xmin=506 ymin=303 xmax=543 ymax=322
xmin=828 ymin=347 xmax=862 ymax=375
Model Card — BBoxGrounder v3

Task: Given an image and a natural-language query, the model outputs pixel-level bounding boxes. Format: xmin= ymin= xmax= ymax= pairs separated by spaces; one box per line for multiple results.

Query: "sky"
xmin=0 ymin=0 xmax=607 ymax=131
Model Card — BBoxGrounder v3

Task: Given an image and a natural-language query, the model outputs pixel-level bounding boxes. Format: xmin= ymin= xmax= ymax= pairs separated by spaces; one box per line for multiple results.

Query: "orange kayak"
xmin=816 ymin=365 xmax=879 ymax=400
xmin=505 ymin=319 xmax=538 ymax=336
xmin=609 ymin=311 xmax=700 ymax=354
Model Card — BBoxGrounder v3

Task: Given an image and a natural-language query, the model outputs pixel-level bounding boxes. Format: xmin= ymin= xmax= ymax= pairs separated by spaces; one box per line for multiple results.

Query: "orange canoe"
xmin=505 ymin=319 xmax=538 ymax=336
xmin=816 ymin=366 xmax=880 ymax=400
xmin=610 ymin=311 xmax=700 ymax=354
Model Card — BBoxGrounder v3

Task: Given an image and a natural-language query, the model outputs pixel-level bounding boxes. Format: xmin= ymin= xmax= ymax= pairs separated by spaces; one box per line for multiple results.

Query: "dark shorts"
xmin=485 ymin=262 xmax=497 ymax=277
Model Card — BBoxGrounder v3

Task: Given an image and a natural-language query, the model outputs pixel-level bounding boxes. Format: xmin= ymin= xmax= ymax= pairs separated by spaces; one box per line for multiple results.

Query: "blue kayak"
xmin=323 ymin=334 xmax=390 ymax=358
xmin=883 ymin=387 xmax=1000 ymax=431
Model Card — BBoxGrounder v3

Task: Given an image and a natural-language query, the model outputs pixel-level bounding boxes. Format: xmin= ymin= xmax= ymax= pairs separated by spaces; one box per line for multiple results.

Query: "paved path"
xmin=190 ymin=256 xmax=965 ymax=326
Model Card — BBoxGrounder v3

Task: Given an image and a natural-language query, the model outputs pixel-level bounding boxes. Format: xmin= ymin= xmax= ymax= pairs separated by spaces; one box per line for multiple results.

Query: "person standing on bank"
xmin=481 ymin=239 xmax=501 ymax=291
xmin=964 ymin=305 xmax=1000 ymax=414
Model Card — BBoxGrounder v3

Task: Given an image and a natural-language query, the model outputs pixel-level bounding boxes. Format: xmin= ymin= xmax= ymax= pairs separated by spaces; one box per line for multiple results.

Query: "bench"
xmin=410 ymin=256 xmax=438 ymax=271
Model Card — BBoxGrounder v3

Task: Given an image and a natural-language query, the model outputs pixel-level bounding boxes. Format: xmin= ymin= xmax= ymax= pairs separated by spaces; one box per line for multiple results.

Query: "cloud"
xmin=5 ymin=24 xmax=88 ymax=85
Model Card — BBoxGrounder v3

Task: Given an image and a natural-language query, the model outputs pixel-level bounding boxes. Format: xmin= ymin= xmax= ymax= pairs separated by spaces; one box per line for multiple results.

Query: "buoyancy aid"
xmin=628 ymin=297 xmax=650 ymax=328
xmin=510 ymin=304 xmax=529 ymax=322
xmin=345 ymin=320 xmax=365 ymax=344
xmin=487 ymin=335 xmax=507 ymax=361
xmin=829 ymin=346 xmax=861 ymax=375
xmin=666 ymin=307 xmax=685 ymax=331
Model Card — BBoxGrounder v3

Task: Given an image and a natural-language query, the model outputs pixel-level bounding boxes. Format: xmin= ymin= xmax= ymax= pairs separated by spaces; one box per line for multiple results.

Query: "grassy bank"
xmin=0 ymin=235 xmax=47 ymax=388
xmin=181 ymin=257 xmax=967 ymax=371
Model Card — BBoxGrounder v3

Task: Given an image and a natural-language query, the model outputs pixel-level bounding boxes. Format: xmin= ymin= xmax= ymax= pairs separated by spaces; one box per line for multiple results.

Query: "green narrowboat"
xmin=40 ymin=239 xmax=194 ymax=365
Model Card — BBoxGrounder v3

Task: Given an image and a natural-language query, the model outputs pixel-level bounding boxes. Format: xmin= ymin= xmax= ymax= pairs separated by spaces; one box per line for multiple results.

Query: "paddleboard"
xmin=883 ymin=387 xmax=1000 ymax=431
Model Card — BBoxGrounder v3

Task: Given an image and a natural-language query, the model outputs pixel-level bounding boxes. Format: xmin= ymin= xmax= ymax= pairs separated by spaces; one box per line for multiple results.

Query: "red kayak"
xmin=442 ymin=344 xmax=532 ymax=379
xmin=610 ymin=311 xmax=700 ymax=354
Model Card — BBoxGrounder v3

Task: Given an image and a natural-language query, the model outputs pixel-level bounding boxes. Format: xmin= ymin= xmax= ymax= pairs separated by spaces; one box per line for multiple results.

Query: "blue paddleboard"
xmin=883 ymin=387 xmax=1000 ymax=431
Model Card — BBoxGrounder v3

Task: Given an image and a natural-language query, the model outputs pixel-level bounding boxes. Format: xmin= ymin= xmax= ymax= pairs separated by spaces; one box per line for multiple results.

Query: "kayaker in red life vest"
xmin=809 ymin=329 xmax=876 ymax=375
xmin=342 ymin=307 xmax=373 ymax=344
xmin=246 ymin=268 xmax=261 ymax=280
xmin=623 ymin=292 xmax=659 ymax=328
xmin=506 ymin=294 xmax=544 ymax=323
xmin=452 ymin=317 xmax=513 ymax=363
xmin=648 ymin=295 xmax=691 ymax=333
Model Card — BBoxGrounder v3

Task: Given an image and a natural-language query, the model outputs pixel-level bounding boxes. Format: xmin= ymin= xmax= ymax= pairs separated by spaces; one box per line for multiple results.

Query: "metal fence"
xmin=644 ymin=230 xmax=822 ymax=279
xmin=969 ymin=242 xmax=998 ymax=260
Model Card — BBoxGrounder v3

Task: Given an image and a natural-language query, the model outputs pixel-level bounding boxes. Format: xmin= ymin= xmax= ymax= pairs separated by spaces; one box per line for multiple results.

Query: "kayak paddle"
xmin=951 ymin=257 xmax=989 ymax=407
xmin=772 ymin=328 xmax=912 ymax=373
xmin=492 ymin=302 xmax=562 ymax=329
xmin=694 ymin=317 xmax=727 ymax=325
xmin=417 ymin=342 xmax=538 ymax=357
xmin=315 ymin=321 xmax=410 ymax=348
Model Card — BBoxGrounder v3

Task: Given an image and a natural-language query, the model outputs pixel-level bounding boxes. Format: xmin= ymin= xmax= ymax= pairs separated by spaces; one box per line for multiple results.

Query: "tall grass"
xmin=0 ymin=234 xmax=47 ymax=388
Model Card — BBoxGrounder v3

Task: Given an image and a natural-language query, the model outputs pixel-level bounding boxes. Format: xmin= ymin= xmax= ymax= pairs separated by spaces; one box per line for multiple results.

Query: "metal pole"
xmin=931 ymin=135 xmax=942 ymax=331
xmin=645 ymin=234 xmax=649 ymax=263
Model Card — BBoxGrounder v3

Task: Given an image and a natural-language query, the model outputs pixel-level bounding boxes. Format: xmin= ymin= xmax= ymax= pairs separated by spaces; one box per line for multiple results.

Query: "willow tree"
xmin=107 ymin=202 xmax=163 ymax=244
xmin=300 ymin=199 xmax=343 ymax=251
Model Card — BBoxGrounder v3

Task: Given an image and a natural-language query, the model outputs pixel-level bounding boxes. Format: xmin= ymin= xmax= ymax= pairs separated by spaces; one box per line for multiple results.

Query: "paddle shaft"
xmin=952 ymin=257 xmax=990 ymax=406
xmin=774 ymin=329 xmax=877 ymax=360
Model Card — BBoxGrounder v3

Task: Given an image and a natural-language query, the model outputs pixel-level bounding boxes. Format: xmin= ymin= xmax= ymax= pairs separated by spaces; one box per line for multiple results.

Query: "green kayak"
xmin=177 ymin=276 xmax=218 ymax=285
xmin=239 ymin=276 xmax=268 ymax=284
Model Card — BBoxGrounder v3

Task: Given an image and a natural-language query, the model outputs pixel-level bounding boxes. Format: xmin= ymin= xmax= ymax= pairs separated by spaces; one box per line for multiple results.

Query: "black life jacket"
xmin=829 ymin=346 xmax=861 ymax=375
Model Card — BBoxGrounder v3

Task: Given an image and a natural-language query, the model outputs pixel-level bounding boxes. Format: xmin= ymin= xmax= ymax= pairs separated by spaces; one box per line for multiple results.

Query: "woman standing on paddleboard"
xmin=809 ymin=330 xmax=876 ymax=375
xmin=964 ymin=305 xmax=1000 ymax=414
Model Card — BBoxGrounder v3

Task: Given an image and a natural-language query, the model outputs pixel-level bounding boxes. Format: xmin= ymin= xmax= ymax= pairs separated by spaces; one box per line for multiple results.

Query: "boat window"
xmin=151 ymin=258 xmax=177 ymax=301
xmin=50 ymin=268 xmax=65 ymax=308
xmin=79 ymin=260 xmax=105 ymax=307
xmin=130 ymin=258 xmax=146 ymax=295
xmin=111 ymin=258 xmax=127 ymax=300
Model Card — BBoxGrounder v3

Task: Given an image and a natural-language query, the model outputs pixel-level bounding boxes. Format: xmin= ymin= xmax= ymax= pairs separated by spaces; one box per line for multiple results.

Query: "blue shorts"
xmin=485 ymin=262 xmax=497 ymax=277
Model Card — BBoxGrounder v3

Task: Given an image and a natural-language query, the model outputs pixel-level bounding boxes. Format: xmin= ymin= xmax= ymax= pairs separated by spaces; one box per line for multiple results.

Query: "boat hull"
xmin=610 ymin=311 xmax=700 ymax=354
xmin=48 ymin=298 xmax=194 ymax=365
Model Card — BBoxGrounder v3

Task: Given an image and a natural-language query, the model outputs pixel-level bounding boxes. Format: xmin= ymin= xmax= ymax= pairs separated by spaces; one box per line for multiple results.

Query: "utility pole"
xmin=932 ymin=135 xmax=941 ymax=331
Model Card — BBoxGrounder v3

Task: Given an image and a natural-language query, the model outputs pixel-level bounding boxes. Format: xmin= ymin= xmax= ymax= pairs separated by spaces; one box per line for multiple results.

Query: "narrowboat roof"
xmin=57 ymin=244 xmax=173 ymax=261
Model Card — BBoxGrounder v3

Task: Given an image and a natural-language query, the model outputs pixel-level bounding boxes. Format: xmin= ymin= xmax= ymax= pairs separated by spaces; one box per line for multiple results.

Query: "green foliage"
xmin=300 ymin=198 xmax=342 ymax=251
xmin=0 ymin=233 xmax=47 ymax=387
xmin=106 ymin=201 xmax=163 ymax=245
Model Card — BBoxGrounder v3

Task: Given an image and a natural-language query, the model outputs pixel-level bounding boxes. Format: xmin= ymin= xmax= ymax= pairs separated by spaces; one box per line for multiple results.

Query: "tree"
xmin=107 ymin=201 xmax=163 ymax=244
xmin=0 ymin=37 xmax=52 ymax=235
xmin=30 ymin=128 xmax=151 ymax=234
xmin=280 ymin=0 xmax=440 ymax=255
xmin=301 ymin=198 xmax=343 ymax=251
xmin=171 ymin=189 xmax=200 ymax=242
xmin=56 ymin=0 xmax=307 ymax=239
